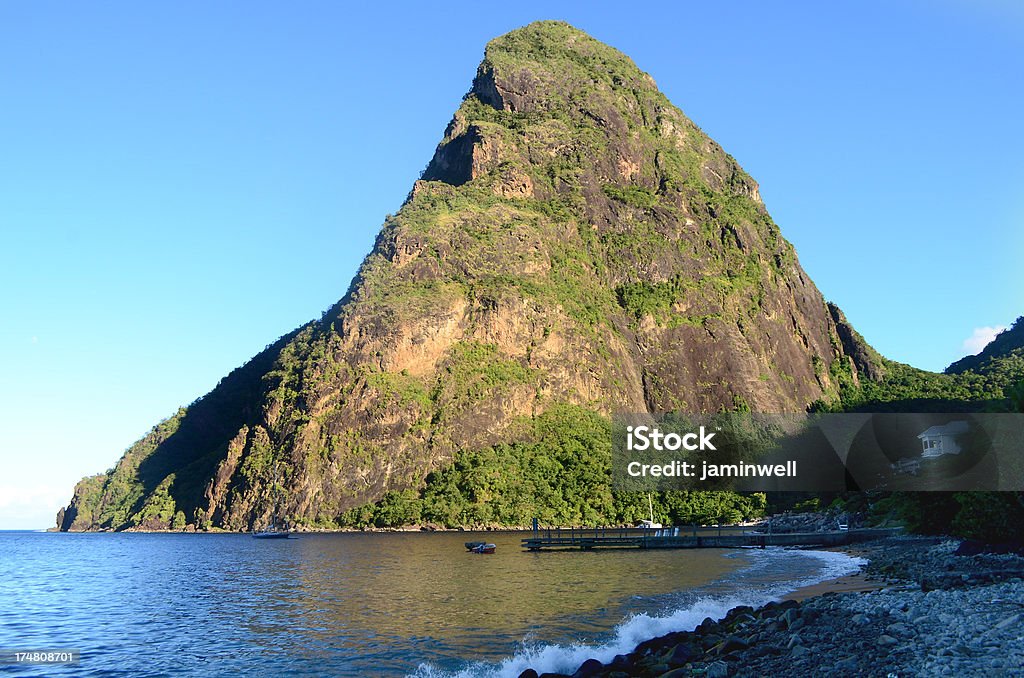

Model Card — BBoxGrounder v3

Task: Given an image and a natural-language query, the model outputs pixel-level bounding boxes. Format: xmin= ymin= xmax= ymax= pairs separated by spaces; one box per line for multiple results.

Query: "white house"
xmin=917 ymin=420 xmax=970 ymax=459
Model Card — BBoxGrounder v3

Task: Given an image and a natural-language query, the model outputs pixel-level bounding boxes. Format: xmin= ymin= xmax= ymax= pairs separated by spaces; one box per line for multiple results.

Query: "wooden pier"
xmin=522 ymin=525 xmax=901 ymax=551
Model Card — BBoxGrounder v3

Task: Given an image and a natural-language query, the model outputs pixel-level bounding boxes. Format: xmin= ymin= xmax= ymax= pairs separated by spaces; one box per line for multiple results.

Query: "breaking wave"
xmin=412 ymin=547 xmax=865 ymax=678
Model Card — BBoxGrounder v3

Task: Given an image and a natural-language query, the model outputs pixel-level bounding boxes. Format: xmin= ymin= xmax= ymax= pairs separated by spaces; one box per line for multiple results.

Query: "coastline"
xmin=781 ymin=542 xmax=887 ymax=601
xmin=66 ymin=523 xmax=529 ymax=534
xmin=516 ymin=537 xmax=1024 ymax=677
xmin=782 ymin=570 xmax=884 ymax=602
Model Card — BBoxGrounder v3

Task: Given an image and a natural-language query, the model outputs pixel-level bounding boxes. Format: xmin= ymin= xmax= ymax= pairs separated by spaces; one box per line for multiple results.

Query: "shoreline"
xmin=782 ymin=570 xmax=884 ymax=602
xmin=516 ymin=537 xmax=1024 ymax=677
xmin=55 ymin=525 xmax=535 ymax=535
xmin=53 ymin=517 xmax=772 ymax=535
xmin=781 ymin=543 xmax=886 ymax=601
xmin=50 ymin=523 xmax=762 ymax=536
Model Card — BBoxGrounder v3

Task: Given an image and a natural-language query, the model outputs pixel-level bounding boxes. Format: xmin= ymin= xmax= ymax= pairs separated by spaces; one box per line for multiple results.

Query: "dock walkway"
xmin=522 ymin=526 xmax=901 ymax=551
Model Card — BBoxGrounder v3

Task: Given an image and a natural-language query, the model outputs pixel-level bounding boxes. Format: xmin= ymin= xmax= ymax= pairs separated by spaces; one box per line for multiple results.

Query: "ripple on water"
xmin=0 ymin=532 xmax=863 ymax=677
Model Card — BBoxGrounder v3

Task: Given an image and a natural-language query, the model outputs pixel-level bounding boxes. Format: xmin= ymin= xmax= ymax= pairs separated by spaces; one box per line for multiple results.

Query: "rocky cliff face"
xmin=59 ymin=21 xmax=880 ymax=532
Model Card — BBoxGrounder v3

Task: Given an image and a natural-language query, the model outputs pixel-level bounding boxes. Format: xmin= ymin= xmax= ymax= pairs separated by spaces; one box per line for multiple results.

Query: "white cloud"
xmin=962 ymin=325 xmax=1007 ymax=355
xmin=0 ymin=484 xmax=70 ymax=530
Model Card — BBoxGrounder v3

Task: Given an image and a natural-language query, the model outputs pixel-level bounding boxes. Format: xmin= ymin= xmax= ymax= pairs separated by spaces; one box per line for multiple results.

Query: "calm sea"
xmin=0 ymin=531 xmax=862 ymax=676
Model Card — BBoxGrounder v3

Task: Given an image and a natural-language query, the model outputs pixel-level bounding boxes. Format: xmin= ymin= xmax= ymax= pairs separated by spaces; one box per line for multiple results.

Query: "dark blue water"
xmin=0 ymin=531 xmax=862 ymax=677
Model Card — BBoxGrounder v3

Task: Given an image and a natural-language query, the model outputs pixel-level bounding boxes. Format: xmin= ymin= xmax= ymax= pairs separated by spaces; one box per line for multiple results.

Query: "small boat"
xmin=470 ymin=543 xmax=496 ymax=554
xmin=635 ymin=494 xmax=662 ymax=529
xmin=253 ymin=466 xmax=292 ymax=539
xmin=635 ymin=519 xmax=663 ymax=529
xmin=252 ymin=514 xmax=291 ymax=539
xmin=464 ymin=541 xmax=486 ymax=551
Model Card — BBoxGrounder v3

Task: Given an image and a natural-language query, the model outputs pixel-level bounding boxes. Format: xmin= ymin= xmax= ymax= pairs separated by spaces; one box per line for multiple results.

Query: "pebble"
xmin=886 ymin=622 xmax=912 ymax=637
xmin=995 ymin=613 xmax=1020 ymax=630
xmin=518 ymin=538 xmax=1024 ymax=678
xmin=706 ymin=661 xmax=728 ymax=678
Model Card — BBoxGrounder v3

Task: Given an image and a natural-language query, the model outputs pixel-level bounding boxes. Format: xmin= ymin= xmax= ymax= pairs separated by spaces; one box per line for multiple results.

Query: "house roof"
xmin=917 ymin=420 xmax=970 ymax=439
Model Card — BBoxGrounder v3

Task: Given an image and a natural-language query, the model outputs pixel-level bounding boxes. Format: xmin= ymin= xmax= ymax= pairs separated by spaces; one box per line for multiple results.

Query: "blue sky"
xmin=1 ymin=1 xmax=1021 ymax=528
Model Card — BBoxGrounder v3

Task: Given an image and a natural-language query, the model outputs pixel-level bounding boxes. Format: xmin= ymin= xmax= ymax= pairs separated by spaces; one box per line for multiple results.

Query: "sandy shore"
xmin=783 ymin=571 xmax=884 ymax=601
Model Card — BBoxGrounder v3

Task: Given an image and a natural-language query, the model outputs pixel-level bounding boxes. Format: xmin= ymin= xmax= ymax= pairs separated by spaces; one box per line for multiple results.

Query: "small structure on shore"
xmin=917 ymin=421 xmax=969 ymax=459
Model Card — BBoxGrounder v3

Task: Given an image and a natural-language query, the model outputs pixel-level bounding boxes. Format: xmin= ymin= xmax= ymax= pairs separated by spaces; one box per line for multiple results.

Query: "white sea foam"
xmin=789 ymin=548 xmax=867 ymax=588
xmin=411 ymin=547 xmax=866 ymax=678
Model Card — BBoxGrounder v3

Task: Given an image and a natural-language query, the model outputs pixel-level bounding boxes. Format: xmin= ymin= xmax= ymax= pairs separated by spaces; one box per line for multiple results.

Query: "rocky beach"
xmin=517 ymin=537 xmax=1024 ymax=677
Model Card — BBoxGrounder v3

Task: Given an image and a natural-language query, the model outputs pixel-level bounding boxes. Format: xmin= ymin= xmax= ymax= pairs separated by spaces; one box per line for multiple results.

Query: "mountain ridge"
xmin=946 ymin=317 xmax=1024 ymax=375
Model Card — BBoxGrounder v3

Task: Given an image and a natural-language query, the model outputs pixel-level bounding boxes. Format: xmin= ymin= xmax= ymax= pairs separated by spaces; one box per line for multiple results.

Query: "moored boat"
xmin=470 ymin=543 xmax=496 ymax=554
xmin=252 ymin=466 xmax=292 ymax=539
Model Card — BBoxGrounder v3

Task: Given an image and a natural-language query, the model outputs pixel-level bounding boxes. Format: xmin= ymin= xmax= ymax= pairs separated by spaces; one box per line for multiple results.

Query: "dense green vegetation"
xmin=868 ymin=492 xmax=1024 ymax=543
xmin=816 ymin=318 xmax=1024 ymax=413
xmin=341 ymin=334 xmax=1022 ymax=535
xmin=337 ymin=404 xmax=768 ymax=529
xmin=841 ymin=359 xmax=1024 ymax=412
xmin=434 ymin=341 xmax=537 ymax=406
xmin=602 ymin=183 xmax=657 ymax=209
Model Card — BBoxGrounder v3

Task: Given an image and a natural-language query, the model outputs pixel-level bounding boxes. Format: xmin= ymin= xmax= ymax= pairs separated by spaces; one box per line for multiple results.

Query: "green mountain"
xmin=946 ymin=317 xmax=1024 ymax=376
xmin=825 ymin=317 xmax=1024 ymax=414
xmin=61 ymin=21 xmax=993 ymax=532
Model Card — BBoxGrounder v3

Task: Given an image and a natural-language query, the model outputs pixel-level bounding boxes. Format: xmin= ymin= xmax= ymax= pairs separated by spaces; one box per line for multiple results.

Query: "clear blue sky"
xmin=2 ymin=1 xmax=1021 ymax=529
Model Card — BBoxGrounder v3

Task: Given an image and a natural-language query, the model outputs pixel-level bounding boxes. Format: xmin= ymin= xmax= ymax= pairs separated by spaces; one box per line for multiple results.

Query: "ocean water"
xmin=0 ymin=531 xmax=863 ymax=677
